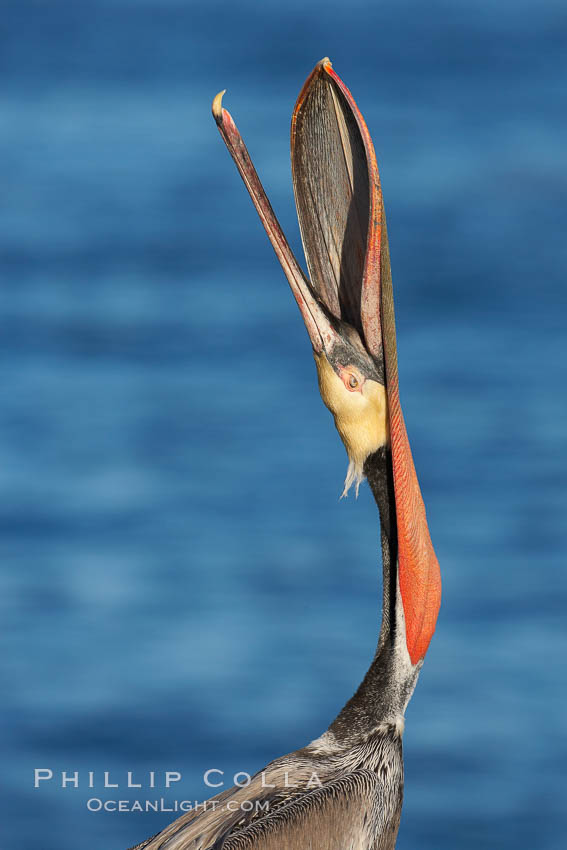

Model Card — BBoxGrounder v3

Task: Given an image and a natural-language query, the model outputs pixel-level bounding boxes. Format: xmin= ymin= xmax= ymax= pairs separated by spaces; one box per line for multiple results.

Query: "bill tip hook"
xmin=212 ymin=90 xmax=226 ymax=124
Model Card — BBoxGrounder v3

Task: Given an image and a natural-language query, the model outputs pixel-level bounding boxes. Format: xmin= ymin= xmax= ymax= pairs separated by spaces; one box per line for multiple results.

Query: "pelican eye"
xmin=337 ymin=364 xmax=363 ymax=392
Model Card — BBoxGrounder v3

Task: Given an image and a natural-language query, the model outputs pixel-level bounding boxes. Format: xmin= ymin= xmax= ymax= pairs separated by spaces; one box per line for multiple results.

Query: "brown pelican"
xmin=129 ymin=58 xmax=441 ymax=850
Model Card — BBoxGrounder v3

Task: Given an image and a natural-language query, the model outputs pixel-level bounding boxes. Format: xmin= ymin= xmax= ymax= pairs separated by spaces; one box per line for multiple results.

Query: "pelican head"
xmin=312 ymin=324 xmax=387 ymax=496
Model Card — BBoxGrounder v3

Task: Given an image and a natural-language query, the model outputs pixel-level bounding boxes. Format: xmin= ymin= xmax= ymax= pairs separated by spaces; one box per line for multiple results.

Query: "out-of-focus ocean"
xmin=1 ymin=1 xmax=566 ymax=848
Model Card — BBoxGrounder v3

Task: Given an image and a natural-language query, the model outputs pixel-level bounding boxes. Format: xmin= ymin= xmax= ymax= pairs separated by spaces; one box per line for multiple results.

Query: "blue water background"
xmin=1 ymin=1 xmax=566 ymax=848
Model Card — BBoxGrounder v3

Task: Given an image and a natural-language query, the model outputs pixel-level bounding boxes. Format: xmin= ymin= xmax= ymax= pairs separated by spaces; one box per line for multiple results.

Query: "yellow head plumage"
xmin=314 ymin=353 xmax=389 ymax=497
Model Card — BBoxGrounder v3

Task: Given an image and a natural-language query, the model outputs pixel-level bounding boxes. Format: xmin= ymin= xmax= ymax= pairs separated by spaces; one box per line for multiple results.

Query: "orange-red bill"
xmin=213 ymin=63 xmax=441 ymax=665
